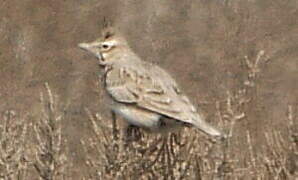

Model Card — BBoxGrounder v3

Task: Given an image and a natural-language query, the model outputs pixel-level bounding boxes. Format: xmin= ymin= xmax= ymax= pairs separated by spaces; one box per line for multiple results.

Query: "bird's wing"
xmin=105 ymin=63 xmax=198 ymax=124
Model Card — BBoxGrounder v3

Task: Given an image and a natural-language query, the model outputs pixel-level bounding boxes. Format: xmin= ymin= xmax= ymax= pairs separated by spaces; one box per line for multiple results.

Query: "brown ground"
xmin=0 ymin=0 xmax=297 ymax=179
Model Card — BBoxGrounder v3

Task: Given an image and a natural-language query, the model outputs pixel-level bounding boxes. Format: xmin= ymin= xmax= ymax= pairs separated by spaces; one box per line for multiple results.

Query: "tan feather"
xmin=79 ymin=29 xmax=224 ymax=138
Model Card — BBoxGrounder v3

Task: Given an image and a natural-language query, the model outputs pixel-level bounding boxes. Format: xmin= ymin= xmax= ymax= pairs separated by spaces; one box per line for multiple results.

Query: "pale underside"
xmin=112 ymin=103 xmax=187 ymax=133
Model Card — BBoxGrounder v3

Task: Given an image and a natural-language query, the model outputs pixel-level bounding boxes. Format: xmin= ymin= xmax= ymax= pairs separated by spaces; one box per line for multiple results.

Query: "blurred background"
xmin=0 ymin=0 xmax=297 ymax=179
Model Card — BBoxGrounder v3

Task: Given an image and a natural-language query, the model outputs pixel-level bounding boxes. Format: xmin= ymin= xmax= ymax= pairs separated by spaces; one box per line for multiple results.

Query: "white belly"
xmin=112 ymin=104 xmax=161 ymax=130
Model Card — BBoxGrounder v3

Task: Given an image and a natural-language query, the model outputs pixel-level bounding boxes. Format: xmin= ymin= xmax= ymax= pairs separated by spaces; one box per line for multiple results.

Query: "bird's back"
xmin=105 ymin=57 xmax=199 ymax=123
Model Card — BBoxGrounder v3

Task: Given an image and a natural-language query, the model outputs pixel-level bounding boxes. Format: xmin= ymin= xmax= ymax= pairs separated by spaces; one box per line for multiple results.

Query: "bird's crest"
xmin=101 ymin=17 xmax=116 ymax=40
xmin=102 ymin=27 xmax=116 ymax=40
xmin=101 ymin=26 xmax=127 ymax=46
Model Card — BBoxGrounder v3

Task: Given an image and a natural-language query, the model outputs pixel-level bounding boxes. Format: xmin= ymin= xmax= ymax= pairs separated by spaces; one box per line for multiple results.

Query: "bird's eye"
xmin=102 ymin=44 xmax=109 ymax=49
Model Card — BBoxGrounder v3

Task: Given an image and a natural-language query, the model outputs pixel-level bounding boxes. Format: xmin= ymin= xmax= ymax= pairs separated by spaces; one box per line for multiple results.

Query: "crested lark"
xmin=79 ymin=28 xmax=225 ymax=138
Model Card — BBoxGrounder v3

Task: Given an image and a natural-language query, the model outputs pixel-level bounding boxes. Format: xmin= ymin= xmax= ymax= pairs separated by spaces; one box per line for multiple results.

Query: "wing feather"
xmin=105 ymin=63 xmax=197 ymax=124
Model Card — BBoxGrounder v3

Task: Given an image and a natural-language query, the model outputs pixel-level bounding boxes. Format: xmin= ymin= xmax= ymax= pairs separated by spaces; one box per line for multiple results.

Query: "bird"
xmin=78 ymin=27 xmax=225 ymax=139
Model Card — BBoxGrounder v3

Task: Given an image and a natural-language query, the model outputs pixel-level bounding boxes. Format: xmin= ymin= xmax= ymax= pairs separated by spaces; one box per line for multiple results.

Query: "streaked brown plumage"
xmin=79 ymin=28 xmax=225 ymax=138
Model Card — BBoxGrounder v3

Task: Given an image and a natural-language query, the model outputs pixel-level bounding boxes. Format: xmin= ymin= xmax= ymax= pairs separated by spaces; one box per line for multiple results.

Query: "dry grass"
xmin=81 ymin=100 xmax=297 ymax=179
xmin=2 ymin=93 xmax=295 ymax=179
xmin=0 ymin=0 xmax=297 ymax=179
xmin=0 ymin=110 xmax=28 ymax=180
xmin=33 ymin=83 xmax=70 ymax=180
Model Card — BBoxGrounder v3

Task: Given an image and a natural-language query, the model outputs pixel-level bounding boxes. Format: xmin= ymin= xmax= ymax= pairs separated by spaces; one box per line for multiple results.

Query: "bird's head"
xmin=78 ymin=28 xmax=128 ymax=66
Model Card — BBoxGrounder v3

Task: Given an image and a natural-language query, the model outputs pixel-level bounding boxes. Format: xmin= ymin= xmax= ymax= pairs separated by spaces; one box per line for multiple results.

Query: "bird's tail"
xmin=192 ymin=116 xmax=226 ymax=138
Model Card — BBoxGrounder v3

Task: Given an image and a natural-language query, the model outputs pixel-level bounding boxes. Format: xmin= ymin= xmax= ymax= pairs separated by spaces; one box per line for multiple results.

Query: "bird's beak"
xmin=78 ymin=42 xmax=104 ymax=62
xmin=78 ymin=43 xmax=91 ymax=50
xmin=78 ymin=42 xmax=98 ymax=56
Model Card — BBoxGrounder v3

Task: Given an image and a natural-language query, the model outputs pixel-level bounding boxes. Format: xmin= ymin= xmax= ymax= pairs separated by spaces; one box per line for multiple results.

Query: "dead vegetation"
xmin=0 ymin=0 xmax=297 ymax=179
xmin=33 ymin=83 xmax=70 ymax=180
xmin=80 ymin=96 xmax=297 ymax=179
xmin=2 ymin=90 xmax=296 ymax=179
xmin=0 ymin=110 xmax=28 ymax=180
